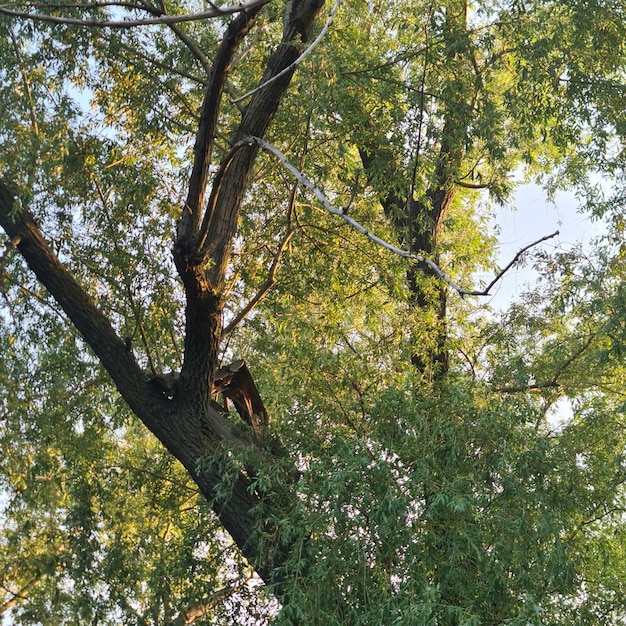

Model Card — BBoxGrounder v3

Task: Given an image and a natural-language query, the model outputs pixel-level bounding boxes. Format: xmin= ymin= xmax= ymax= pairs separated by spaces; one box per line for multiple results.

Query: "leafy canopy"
xmin=1 ymin=0 xmax=626 ymax=623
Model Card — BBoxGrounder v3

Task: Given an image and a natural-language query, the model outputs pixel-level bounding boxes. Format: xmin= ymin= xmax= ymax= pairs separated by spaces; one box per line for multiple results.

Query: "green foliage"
xmin=2 ymin=0 xmax=626 ymax=623
xmin=262 ymin=383 xmax=626 ymax=624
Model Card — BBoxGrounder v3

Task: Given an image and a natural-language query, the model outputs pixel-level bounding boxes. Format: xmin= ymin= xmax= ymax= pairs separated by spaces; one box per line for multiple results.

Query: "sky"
xmin=482 ymin=183 xmax=606 ymax=312
xmin=479 ymin=183 xmax=608 ymax=427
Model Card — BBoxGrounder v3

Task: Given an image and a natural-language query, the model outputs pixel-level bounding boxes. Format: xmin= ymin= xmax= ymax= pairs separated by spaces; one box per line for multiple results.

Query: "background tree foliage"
xmin=1 ymin=0 xmax=626 ymax=623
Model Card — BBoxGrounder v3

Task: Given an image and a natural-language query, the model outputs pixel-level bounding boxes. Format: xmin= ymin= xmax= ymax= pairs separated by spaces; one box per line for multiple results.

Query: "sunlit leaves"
xmin=2 ymin=0 xmax=626 ymax=622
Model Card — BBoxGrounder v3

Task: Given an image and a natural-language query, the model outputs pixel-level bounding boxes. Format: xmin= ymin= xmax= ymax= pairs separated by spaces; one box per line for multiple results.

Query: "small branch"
xmin=482 ymin=230 xmax=560 ymax=295
xmin=119 ymin=40 xmax=206 ymax=85
xmin=8 ymin=29 xmax=39 ymax=137
xmin=231 ymin=0 xmax=341 ymax=104
xmin=0 ymin=580 xmax=33 ymax=612
xmin=164 ymin=21 xmax=212 ymax=74
xmin=494 ymin=330 xmax=598 ymax=394
xmin=0 ymin=0 xmax=270 ymax=28
xmin=166 ymin=580 xmax=251 ymax=626
xmin=221 ymin=227 xmax=294 ymax=338
xmin=220 ymin=130 xmax=305 ymax=337
xmin=1 ymin=234 xmax=21 ymax=264
xmin=133 ymin=0 xmax=212 ymax=75
xmin=551 ymin=331 xmax=596 ymax=381
xmin=242 ymin=136 xmax=558 ymax=297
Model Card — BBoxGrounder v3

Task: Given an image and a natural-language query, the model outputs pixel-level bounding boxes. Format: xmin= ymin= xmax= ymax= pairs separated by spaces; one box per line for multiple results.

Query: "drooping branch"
xmin=243 ymin=136 xmax=559 ymax=297
xmin=0 ymin=0 xmax=271 ymax=28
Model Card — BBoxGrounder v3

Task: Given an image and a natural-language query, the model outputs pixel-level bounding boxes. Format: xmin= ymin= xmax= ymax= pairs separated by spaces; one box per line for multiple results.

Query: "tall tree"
xmin=1 ymin=0 xmax=626 ymax=623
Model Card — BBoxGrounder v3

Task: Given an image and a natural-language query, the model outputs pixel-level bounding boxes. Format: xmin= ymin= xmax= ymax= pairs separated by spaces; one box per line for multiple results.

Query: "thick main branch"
xmin=175 ymin=0 xmax=326 ymax=396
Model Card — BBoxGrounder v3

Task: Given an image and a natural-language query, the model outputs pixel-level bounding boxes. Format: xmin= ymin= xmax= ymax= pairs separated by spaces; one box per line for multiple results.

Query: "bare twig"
xmin=221 ymin=228 xmax=294 ymax=338
xmin=231 ymin=0 xmax=341 ymax=104
xmin=241 ymin=136 xmax=558 ymax=297
xmin=1 ymin=234 xmax=21 ymax=264
xmin=0 ymin=0 xmax=270 ymax=28
xmin=482 ymin=231 xmax=560 ymax=295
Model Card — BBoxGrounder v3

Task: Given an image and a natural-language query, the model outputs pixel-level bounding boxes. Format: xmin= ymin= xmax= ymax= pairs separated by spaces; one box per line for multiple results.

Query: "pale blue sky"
xmin=483 ymin=184 xmax=606 ymax=311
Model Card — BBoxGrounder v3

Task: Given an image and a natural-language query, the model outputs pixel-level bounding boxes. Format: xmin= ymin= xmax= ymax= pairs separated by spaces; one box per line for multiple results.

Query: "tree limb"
xmin=221 ymin=227 xmax=294 ymax=338
xmin=179 ymin=8 xmax=263 ymax=251
xmin=494 ymin=380 xmax=561 ymax=394
xmin=480 ymin=232 xmax=558 ymax=295
xmin=0 ymin=181 xmax=296 ymax=589
xmin=455 ymin=180 xmax=492 ymax=189
xmin=494 ymin=330 xmax=598 ymax=394
xmin=196 ymin=0 xmax=326 ymax=290
xmin=242 ymin=136 xmax=559 ymax=297
xmin=167 ymin=580 xmax=251 ymax=626
xmin=0 ymin=0 xmax=271 ymax=27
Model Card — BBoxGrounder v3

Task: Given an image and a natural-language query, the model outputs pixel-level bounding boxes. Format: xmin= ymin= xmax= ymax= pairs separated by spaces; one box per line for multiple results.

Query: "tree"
xmin=1 ymin=0 xmax=626 ymax=623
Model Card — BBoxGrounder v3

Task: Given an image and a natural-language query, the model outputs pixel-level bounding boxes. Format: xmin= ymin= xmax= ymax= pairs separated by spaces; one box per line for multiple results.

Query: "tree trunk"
xmin=0 ymin=0 xmax=327 ymax=596
xmin=358 ymin=1 xmax=474 ymax=377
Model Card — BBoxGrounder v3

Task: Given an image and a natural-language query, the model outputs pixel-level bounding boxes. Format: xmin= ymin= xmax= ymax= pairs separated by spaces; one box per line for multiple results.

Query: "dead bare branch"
xmin=482 ymin=230 xmax=560 ymax=295
xmin=0 ymin=0 xmax=270 ymax=28
xmin=242 ymin=136 xmax=559 ymax=297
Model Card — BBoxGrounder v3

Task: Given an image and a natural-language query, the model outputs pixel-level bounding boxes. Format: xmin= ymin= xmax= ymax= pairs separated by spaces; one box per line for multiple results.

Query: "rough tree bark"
xmin=0 ymin=0 xmax=326 ymax=596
